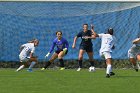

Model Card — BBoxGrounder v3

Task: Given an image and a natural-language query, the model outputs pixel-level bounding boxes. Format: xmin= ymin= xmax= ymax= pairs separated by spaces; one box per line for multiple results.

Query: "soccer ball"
xmin=89 ymin=66 xmax=95 ymax=72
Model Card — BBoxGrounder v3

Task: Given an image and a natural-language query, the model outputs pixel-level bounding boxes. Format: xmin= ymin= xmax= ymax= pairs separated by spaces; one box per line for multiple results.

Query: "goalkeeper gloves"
xmin=45 ymin=52 xmax=50 ymax=58
xmin=63 ymin=48 xmax=67 ymax=54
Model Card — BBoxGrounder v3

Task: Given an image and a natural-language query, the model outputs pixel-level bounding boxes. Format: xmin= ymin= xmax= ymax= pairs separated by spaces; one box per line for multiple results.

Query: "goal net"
xmin=0 ymin=2 xmax=140 ymax=61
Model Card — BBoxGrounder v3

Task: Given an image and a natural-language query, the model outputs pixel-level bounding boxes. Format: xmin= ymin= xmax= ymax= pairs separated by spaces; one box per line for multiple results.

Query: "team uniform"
xmin=49 ymin=37 xmax=69 ymax=54
xmin=128 ymin=39 xmax=140 ymax=58
xmin=19 ymin=43 xmax=35 ymax=62
xmin=98 ymin=33 xmax=116 ymax=59
xmin=77 ymin=30 xmax=93 ymax=52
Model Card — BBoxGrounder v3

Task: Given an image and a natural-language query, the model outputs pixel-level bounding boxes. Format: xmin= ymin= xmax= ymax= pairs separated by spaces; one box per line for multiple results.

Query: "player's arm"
xmin=45 ymin=41 xmax=56 ymax=58
xmin=91 ymin=24 xmax=99 ymax=37
xmin=72 ymin=36 xmax=77 ymax=48
xmin=132 ymin=38 xmax=140 ymax=44
xmin=20 ymin=44 xmax=25 ymax=52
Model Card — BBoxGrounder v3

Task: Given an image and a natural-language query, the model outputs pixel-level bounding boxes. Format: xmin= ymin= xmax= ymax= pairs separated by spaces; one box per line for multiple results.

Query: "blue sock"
xmin=29 ymin=62 xmax=36 ymax=69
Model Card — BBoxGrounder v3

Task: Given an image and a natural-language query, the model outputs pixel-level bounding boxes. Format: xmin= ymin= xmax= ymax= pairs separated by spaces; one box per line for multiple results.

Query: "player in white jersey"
xmin=16 ymin=39 xmax=39 ymax=72
xmin=128 ymin=37 xmax=140 ymax=72
xmin=90 ymin=26 xmax=116 ymax=78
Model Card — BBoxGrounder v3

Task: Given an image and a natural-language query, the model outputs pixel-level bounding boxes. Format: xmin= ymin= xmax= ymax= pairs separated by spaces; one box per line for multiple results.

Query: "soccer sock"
xmin=44 ymin=61 xmax=51 ymax=69
xmin=78 ymin=60 xmax=82 ymax=68
xmin=90 ymin=61 xmax=94 ymax=67
xmin=28 ymin=62 xmax=36 ymax=69
xmin=106 ymin=64 xmax=111 ymax=74
xmin=59 ymin=59 xmax=64 ymax=67
xmin=16 ymin=65 xmax=25 ymax=71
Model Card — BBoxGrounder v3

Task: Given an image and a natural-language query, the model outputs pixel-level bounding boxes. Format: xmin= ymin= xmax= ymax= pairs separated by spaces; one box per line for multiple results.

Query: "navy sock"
xmin=44 ymin=61 xmax=51 ymax=69
xmin=78 ymin=60 xmax=82 ymax=68
xmin=59 ymin=59 xmax=64 ymax=67
xmin=90 ymin=61 xmax=94 ymax=66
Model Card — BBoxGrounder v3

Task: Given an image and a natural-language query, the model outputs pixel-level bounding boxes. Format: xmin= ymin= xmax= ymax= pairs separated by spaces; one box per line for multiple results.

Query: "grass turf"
xmin=0 ymin=68 xmax=140 ymax=93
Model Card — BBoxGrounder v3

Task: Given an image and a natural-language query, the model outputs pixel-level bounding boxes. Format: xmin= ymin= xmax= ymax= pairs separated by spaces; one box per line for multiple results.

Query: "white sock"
xmin=28 ymin=62 xmax=36 ymax=69
xmin=106 ymin=64 xmax=111 ymax=74
xmin=16 ymin=65 xmax=25 ymax=71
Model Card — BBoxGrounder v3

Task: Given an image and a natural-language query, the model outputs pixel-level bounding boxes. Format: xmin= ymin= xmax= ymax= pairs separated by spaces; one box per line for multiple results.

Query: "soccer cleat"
xmin=106 ymin=74 xmax=110 ymax=78
xmin=77 ymin=68 xmax=81 ymax=71
xmin=27 ymin=69 xmax=33 ymax=72
xmin=110 ymin=72 xmax=115 ymax=76
xmin=60 ymin=67 xmax=65 ymax=70
xmin=41 ymin=68 xmax=45 ymax=71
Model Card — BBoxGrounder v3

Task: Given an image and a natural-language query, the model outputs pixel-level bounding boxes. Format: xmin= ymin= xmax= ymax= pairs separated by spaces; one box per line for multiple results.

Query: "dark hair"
xmin=56 ymin=31 xmax=62 ymax=35
xmin=83 ymin=24 xmax=88 ymax=26
xmin=108 ymin=28 xmax=113 ymax=35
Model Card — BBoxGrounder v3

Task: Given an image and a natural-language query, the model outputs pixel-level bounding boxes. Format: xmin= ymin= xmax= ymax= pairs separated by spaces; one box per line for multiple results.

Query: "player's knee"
xmin=137 ymin=54 xmax=140 ymax=61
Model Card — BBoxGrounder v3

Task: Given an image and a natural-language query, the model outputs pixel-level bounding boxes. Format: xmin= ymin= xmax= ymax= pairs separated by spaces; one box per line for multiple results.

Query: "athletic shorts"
xmin=55 ymin=50 xmax=68 ymax=55
xmin=19 ymin=56 xmax=30 ymax=62
xmin=100 ymin=51 xmax=112 ymax=59
xmin=79 ymin=45 xmax=93 ymax=52
xmin=128 ymin=46 xmax=140 ymax=58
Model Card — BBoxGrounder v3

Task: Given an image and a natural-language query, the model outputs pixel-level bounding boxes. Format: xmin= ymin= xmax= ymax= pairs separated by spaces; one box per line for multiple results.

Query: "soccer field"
xmin=0 ymin=68 xmax=140 ymax=93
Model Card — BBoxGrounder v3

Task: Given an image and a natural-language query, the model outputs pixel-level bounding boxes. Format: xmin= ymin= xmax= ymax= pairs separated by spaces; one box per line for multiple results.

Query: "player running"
xmin=72 ymin=24 xmax=95 ymax=71
xmin=16 ymin=39 xmax=39 ymax=72
xmin=90 ymin=26 xmax=116 ymax=78
xmin=41 ymin=31 xmax=69 ymax=70
xmin=128 ymin=37 xmax=140 ymax=72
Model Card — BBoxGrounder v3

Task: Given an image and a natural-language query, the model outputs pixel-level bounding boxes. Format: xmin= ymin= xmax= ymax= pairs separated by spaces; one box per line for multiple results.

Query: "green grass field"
xmin=0 ymin=68 xmax=140 ymax=93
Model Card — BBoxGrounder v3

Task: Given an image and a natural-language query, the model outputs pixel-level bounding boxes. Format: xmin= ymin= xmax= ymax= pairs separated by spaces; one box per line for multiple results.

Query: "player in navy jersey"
xmin=41 ymin=31 xmax=69 ymax=70
xmin=72 ymin=24 xmax=95 ymax=71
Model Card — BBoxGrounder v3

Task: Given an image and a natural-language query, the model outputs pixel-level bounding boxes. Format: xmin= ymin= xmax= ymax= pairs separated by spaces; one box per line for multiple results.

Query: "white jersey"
xmin=19 ymin=43 xmax=35 ymax=59
xmin=99 ymin=33 xmax=116 ymax=53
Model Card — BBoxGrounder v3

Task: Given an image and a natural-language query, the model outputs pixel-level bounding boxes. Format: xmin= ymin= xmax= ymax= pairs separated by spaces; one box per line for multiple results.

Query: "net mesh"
xmin=0 ymin=2 xmax=140 ymax=61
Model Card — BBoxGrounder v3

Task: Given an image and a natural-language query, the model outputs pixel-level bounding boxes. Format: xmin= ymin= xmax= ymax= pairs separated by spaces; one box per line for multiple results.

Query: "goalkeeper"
xmin=41 ymin=31 xmax=69 ymax=70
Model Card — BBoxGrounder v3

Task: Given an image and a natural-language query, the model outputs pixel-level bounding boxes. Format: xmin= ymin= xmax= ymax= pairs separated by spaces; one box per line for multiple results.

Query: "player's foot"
xmin=135 ymin=68 xmax=138 ymax=72
xmin=60 ymin=67 xmax=65 ymax=70
xmin=27 ymin=69 xmax=33 ymax=72
xmin=106 ymin=74 xmax=110 ymax=78
xmin=41 ymin=68 xmax=45 ymax=71
xmin=110 ymin=72 xmax=115 ymax=76
xmin=77 ymin=68 xmax=81 ymax=71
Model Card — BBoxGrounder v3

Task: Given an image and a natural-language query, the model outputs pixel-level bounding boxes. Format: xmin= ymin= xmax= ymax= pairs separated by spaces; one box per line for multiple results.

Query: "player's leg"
xmin=42 ymin=53 xmax=58 ymax=70
xmin=77 ymin=49 xmax=85 ymax=71
xmin=58 ymin=50 xmax=68 ymax=70
xmin=103 ymin=52 xmax=114 ymax=78
xmin=128 ymin=49 xmax=138 ymax=71
xmin=27 ymin=57 xmax=38 ymax=72
xmin=86 ymin=46 xmax=95 ymax=68
xmin=16 ymin=58 xmax=29 ymax=72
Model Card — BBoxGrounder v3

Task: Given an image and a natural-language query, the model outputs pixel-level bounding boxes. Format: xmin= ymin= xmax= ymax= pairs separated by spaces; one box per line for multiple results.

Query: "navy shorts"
xmin=55 ymin=50 xmax=68 ymax=55
xmin=79 ymin=45 xmax=93 ymax=52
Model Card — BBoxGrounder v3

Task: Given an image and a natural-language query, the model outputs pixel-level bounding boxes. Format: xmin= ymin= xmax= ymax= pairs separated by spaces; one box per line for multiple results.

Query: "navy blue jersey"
xmin=77 ymin=30 xmax=93 ymax=47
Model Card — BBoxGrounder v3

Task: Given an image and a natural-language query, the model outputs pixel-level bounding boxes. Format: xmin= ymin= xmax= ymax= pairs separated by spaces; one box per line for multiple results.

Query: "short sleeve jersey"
xmin=77 ymin=30 xmax=93 ymax=47
xmin=19 ymin=43 xmax=35 ymax=58
xmin=99 ymin=33 xmax=116 ymax=52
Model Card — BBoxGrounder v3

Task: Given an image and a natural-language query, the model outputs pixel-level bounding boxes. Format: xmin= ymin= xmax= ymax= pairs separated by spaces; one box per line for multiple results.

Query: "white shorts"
xmin=19 ymin=56 xmax=30 ymax=62
xmin=100 ymin=51 xmax=112 ymax=59
xmin=128 ymin=46 xmax=140 ymax=58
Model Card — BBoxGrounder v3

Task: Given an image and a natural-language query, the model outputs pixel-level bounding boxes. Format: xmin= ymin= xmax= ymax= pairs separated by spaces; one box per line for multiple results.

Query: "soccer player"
xmin=72 ymin=24 xmax=95 ymax=71
xmin=128 ymin=37 xmax=140 ymax=72
xmin=41 ymin=31 xmax=69 ymax=70
xmin=91 ymin=26 xmax=116 ymax=78
xmin=16 ymin=39 xmax=39 ymax=72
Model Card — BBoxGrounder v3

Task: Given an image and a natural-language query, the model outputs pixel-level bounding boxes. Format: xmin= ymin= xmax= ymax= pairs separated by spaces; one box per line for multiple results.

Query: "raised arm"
xmin=91 ymin=24 xmax=99 ymax=37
